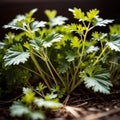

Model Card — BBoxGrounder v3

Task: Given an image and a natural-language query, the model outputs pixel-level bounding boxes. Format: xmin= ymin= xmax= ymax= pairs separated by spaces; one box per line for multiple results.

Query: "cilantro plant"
xmin=1 ymin=7 xmax=120 ymax=120
xmin=1 ymin=8 xmax=120 ymax=98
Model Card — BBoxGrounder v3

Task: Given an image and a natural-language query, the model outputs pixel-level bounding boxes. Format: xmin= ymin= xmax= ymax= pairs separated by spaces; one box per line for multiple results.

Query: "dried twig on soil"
xmin=83 ymin=108 xmax=120 ymax=120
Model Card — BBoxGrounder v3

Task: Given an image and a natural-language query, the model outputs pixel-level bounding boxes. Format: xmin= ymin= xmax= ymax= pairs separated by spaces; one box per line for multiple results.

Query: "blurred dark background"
xmin=0 ymin=0 xmax=119 ymax=40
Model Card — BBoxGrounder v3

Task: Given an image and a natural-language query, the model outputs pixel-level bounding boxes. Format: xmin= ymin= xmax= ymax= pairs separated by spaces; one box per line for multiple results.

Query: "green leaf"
xmin=71 ymin=36 xmax=81 ymax=48
xmin=5 ymin=32 xmax=15 ymax=43
xmin=22 ymin=88 xmax=35 ymax=104
xmin=109 ymin=24 xmax=120 ymax=34
xmin=67 ymin=23 xmax=77 ymax=32
xmin=23 ymin=87 xmax=33 ymax=94
xmin=45 ymin=93 xmax=58 ymax=100
xmin=25 ymin=8 xmax=37 ymax=24
xmin=57 ymin=61 xmax=70 ymax=73
xmin=34 ymin=98 xmax=62 ymax=109
xmin=92 ymin=31 xmax=107 ymax=41
xmin=95 ymin=16 xmax=114 ymax=27
xmin=86 ymin=46 xmax=99 ymax=53
xmin=84 ymin=72 xmax=112 ymax=94
xmin=43 ymin=33 xmax=63 ymax=48
xmin=67 ymin=23 xmax=85 ymax=34
xmin=65 ymin=50 xmax=77 ymax=62
xmin=10 ymin=101 xmax=45 ymax=120
xmin=4 ymin=9 xmax=37 ymax=31
xmin=4 ymin=44 xmax=30 ymax=66
xmin=30 ymin=33 xmax=63 ymax=53
xmin=3 ymin=15 xmax=25 ymax=30
xmin=87 ymin=9 xmax=99 ymax=21
xmin=77 ymin=24 xmax=86 ymax=33
xmin=50 ymin=85 xmax=65 ymax=98
xmin=106 ymin=34 xmax=120 ymax=51
xmin=36 ymin=82 xmax=47 ymax=92
xmin=45 ymin=9 xmax=57 ymax=20
xmin=26 ymin=8 xmax=38 ymax=18
xmin=69 ymin=8 xmax=85 ymax=20
xmin=31 ymin=21 xmax=46 ymax=32
xmin=0 ymin=42 xmax=6 ymax=49
xmin=51 ymin=16 xmax=68 ymax=27
xmin=10 ymin=101 xmax=30 ymax=117
xmin=30 ymin=38 xmax=43 ymax=51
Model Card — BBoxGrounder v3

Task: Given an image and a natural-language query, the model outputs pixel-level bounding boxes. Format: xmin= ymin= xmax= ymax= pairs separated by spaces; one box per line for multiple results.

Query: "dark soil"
xmin=0 ymin=88 xmax=120 ymax=120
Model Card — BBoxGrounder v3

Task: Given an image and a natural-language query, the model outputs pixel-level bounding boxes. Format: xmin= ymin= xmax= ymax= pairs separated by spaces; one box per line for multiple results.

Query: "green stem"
xmin=30 ymin=51 xmax=51 ymax=90
xmin=80 ymin=22 xmax=91 ymax=62
xmin=71 ymin=28 xmax=88 ymax=90
xmin=93 ymin=46 xmax=108 ymax=66
xmin=70 ymin=22 xmax=92 ymax=92
xmin=69 ymin=79 xmax=83 ymax=94
xmin=20 ymin=65 xmax=41 ymax=77
xmin=27 ymin=24 xmax=35 ymax=39
xmin=66 ymin=70 xmax=70 ymax=91
xmin=47 ymin=58 xmax=66 ymax=88
xmin=33 ymin=89 xmax=44 ymax=98
xmin=31 ymin=51 xmax=52 ymax=79
xmin=44 ymin=57 xmax=58 ymax=86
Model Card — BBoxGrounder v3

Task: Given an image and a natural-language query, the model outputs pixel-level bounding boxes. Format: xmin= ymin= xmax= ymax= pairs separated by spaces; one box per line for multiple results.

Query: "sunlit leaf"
xmin=23 ymin=87 xmax=33 ymax=94
xmin=10 ymin=101 xmax=45 ymax=120
xmin=4 ymin=9 xmax=37 ymax=31
xmin=5 ymin=32 xmax=15 ymax=41
xmin=95 ymin=16 xmax=114 ymax=27
xmin=106 ymin=34 xmax=120 ymax=51
xmin=10 ymin=101 xmax=30 ymax=117
xmin=45 ymin=9 xmax=57 ymax=20
xmin=34 ymin=98 xmax=62 ymax=109
xmin=109 ymin=24 xmax=120 ymax=34
xmin=43 ymin=33 xmax=63 ymax=48
xmin=27 ymin=8 xmax=38 ymax=18
xmin=67 ymin=23 xmax=85 ymax=35
xmin=69 ymin=8 xmax=85 ymax=20
xmin=86 ymin=46 xmax=99 ymax=53
xmin=3 ymin=15 xmax=25 ymax=30
xmin=92 ymin=31 xmax=107 ymax=41
xmin=31 ymin=21 xmax=46 ymax=32
xmin=3 ymin=44 xmax=30 ymax=66
xmin=87 ymin=9 xmax=99 ymax=21
xmin=45 ymin=93 xmax=58 ymax=100
xmin=71 ymin=36 xmax=81 ymax=48
xmin=30 ymin=38 xmax=43 ymax=51
xmin=22 ymin=87 xmax=35 ymax=104
xmin=51 ymin=16 xmax=68 ymax=27
xmin=84 ymin=72 xmax=112 ymax=94
xmin=67 ymin=23 xmax=77 ymax=32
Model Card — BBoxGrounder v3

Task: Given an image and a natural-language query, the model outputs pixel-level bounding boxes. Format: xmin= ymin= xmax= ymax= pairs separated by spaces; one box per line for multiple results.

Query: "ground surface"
xmin=0 ymin=88 xmax=120 ymax=120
